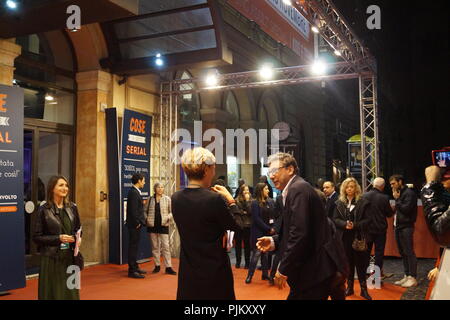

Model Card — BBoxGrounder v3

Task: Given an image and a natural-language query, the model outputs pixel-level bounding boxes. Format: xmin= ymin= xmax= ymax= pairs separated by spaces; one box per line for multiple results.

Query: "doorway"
xmin=23 ymin=120 xmax=74 ymax=274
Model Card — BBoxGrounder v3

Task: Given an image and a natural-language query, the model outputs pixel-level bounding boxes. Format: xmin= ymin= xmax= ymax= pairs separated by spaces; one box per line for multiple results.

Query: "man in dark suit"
xmin=363 ymin=177 xmax=394 ymax=276
xmin=323 ymin=181 xmax=339 ymax=219
xmin=126 ymin=173 xmax=147 ymax=279
xmin=257 ymin=153 xmax=340 ymax=300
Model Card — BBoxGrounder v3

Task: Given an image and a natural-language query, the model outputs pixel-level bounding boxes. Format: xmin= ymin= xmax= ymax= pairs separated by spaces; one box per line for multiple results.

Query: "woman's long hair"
xmin=339 ymin=177 xmax=362 ymax=204
xmin=46 ymin=175 xmax=70 ymax=207
xmin=237 ymin=184 xmax=250 ymax=203
xmin=254 ymin=183 xmax=268 ymax=207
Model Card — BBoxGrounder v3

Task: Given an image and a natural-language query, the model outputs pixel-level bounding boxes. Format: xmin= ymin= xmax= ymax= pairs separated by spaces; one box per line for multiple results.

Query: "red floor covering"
xmin=1 ymin=258 xmax=406 ymax=300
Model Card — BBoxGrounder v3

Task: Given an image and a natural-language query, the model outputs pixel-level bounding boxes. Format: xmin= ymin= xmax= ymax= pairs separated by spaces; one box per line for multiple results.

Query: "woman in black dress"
xmin=234 ymin=184 xmax=252 ymax=269
xmin=33 ymin=175 xmax=82 ymax=300
xmin=171 ymin=147 xmax=241 ymax=300
xmin=146 ymin=182 xmax=176 ymax=275
xmin=245 ymin=183 xmax=276 ymax=284
xmin=333 ymin=177 xmax=372 ymax=300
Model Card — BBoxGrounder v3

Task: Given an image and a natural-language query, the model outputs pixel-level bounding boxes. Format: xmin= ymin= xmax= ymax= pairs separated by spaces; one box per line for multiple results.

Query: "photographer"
xmin=420 ymin=165 xmax=450 ymax=247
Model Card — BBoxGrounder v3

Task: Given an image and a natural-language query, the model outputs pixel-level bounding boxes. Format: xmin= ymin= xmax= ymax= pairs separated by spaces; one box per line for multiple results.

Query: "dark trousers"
xmin=128 ymin=226 xmax=141 ymax=273
xmin=367 ymin=232 xmax=387 ymax=271
xmin=269 ymin=251 xmax=281 ymax=279
xmin=248 ymin=249 xmax=269 ymax=276
xmin=288 ymin=275 xmax=334 ymax=300
xmin=342 ymin=231 xmax=370 ymax=289
xmin=234 ymin=227 xmax=251 ymax=266
xmin=395 ymin=227 xmax=417 ymax=277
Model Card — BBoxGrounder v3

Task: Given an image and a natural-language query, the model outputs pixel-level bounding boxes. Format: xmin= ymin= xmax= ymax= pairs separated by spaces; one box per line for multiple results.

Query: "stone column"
xmin=239 ymin=120 xmax=262 ymax=188
xmin=75 ymin=70 xmax=112 ymax=264
xmin=0 ymin=39 xmax=21 ymax=85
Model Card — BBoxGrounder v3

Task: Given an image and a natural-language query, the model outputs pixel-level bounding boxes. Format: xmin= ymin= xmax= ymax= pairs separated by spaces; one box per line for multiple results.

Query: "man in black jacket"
xmin=323 ymin=181 xmax=338 ymax=219
xmin=363 ymin=177 xmax=394 ymax=275
xmin=126 ymin=173 xmax=147 ymax=279
xmin=390 ymin=174 xmax=418 ymax=288
xmin=257 ymin=153 xmax=339 ymax=300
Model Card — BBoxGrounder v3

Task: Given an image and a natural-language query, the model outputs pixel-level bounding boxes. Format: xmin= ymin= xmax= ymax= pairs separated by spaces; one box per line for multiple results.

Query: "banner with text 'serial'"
xmin=0 ymin=84 xmax=25 ymax=291
xmin=120 ymin=109 xmax=152 ymax=263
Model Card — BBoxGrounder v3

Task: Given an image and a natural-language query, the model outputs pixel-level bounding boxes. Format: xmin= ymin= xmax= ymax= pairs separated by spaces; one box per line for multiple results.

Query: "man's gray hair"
xmin=267 ymin=152 xmax=299 ymax=174
xmin=373 ymin=177 xmax=385 ymax=189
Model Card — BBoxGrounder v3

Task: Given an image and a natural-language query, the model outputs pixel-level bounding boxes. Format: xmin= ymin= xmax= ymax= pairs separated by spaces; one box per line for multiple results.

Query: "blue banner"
xmin=120 ymin=109 xmax=152 ymax=264
xmin=0 ymin=84 xmax=25 ymax=291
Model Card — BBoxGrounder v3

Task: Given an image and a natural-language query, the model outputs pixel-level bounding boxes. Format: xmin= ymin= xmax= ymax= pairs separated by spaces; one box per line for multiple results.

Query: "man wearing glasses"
xmin=257 ymin=153 xmax=341 ymax=300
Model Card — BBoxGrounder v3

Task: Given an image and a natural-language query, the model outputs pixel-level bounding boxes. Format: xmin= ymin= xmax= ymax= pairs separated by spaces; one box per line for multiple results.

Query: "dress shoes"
xmin=360 ymin=288 xmax=372 ymax=300
xmin=128 ymin=272 xmax=145 ymax=279
xmin=261 ymin=274 xmax=270 ymax=281
xmin=245 ymin=275 xmax=252 ymax=284
xmin=152 ymin=266 xmax=161 ymax=273
xmin=165 ymin=267 xmax=177 ymax=275
xmin=137 ymin=269 xmax=147 ymax=275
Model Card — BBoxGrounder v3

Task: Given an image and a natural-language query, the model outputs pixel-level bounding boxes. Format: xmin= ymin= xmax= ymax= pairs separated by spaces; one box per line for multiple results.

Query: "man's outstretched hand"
xmin=256 ymin=236 xmax=274 ymax=253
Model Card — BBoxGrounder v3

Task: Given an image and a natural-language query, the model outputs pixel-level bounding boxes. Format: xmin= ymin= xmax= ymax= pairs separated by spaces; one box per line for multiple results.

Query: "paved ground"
xmin=229 ymin=250 xmax=436 ymax=300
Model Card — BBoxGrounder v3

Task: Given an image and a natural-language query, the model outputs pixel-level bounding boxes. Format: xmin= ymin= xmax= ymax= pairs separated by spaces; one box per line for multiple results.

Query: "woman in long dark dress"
xmin=33 ymin=175 xmax=82 ymax=300
xmin=245 ymin=183 xmax=276 ymax=284
xmin=171 ymin=147 xmax=241 ymax=300
xmin=234 ymin=184 xmax=253 ymax=269
xmin=333 ymin=177 xmax=372 ymax=300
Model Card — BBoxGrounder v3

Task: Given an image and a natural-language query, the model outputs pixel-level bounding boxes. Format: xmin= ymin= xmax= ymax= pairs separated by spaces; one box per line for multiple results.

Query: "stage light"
xmin=259 ymin=65 xmax=274 ymax=80
xmin=45 ymin=94 xmax=55 ymax=101
xmin=311 ymin=26 xmax=319 ymax=34
xmin=311 ymin=60 xmax=327 ymax=75
xmin=154 ymin=53 xmax=164 ymax=67
xmin=334 ymin=50 xmax=342 ymax=56
xmin=282 ymin=0 xmax=292 ymax=5
xmin=6 ymin=0 xmax=17 ymax=9
xmin=205 ymin=73 xmax=219 ymax=87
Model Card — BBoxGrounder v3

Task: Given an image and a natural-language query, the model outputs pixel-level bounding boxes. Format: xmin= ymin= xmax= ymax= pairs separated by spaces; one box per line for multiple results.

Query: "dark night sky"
xmin=333 ymin=0 xmax=449 ymax=189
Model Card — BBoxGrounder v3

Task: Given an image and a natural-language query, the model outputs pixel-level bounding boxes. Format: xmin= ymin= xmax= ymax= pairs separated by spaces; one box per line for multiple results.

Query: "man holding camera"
xmin=390 ymin=174 xmax=418 ymax=288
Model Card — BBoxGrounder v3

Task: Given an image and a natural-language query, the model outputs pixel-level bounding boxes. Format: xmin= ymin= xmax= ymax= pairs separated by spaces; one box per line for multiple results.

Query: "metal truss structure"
xmin=159 ymin=0 xmax=379 ymax=192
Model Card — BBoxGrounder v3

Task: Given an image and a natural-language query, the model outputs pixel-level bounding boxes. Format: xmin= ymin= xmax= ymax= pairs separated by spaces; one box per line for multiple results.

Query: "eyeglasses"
xmin=267 ymin=166 xmax=286 ymax=177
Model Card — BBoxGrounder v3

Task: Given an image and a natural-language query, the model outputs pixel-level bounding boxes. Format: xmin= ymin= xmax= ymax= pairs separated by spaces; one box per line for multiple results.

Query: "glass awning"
xmin=101 ymin=0 xmax=230 ymax=75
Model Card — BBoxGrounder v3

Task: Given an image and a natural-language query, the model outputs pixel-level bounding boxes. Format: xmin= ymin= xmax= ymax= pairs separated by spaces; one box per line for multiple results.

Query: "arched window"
xmin=177 ymin=71 xmax=201 ymax=124
xmin=15 ymin=32 xmax=75 ymax=125
xmin=224 ymin=91 xmax=239 ymax=126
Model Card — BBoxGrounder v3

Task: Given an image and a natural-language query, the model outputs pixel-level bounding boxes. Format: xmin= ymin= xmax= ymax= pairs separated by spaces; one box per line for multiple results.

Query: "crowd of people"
xmin=32 ymin=147 xmax=450 ymax=300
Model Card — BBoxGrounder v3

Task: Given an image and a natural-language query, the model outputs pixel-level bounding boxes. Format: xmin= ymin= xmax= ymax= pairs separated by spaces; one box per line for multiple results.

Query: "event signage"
xmin=227 ymin=0 xmax=314 ymax=63
xmin=120 ymin=109 xmax=152 ymax=264
xmin=0 ymin=84 xmax=25 ymax=291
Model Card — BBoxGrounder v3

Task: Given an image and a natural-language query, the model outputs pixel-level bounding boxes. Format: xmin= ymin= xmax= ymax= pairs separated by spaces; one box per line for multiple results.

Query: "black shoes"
xmin=137 ymin=269 xmax=147 ymax=275
xmin=345 ymin=281 xmax=354 ymax=296
xmin=269 ymin=277 xmax=275 ymax=286
xmin=261 ymin=274 xmax=270 ymax=281
xmin=245 ymin=275 xmax=252 ymax=284
xmin=165 ymin=267 xmax=177 ymax=275
xmin=128 ymin=272 xmax=145 ymax=279
xmin=360 ymin=285 xmax=372 ymax=300
xmin=152 ymin=266 xmax=160 ymax=274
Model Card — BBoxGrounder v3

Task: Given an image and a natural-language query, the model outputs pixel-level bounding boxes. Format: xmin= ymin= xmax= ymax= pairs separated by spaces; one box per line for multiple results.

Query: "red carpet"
xmin=1 ymin=258 xmax=406 ymax=300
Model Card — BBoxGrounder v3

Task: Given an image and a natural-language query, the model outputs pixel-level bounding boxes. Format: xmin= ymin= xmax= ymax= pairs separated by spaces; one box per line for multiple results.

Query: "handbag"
xmin=73 ymin=252 xmax=84 ymax=271
xmin=352 ymin=232 xmax=367 ymax=252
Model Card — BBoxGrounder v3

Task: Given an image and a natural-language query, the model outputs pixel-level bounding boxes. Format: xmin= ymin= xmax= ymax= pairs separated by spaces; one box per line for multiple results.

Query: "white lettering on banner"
xmin=0 ymin=117 xmax=9 ymax=126
xmin=128 ymin=134 xmax=146 ymax=144
xmin=266 ymin=0 xmax=310 ymax=40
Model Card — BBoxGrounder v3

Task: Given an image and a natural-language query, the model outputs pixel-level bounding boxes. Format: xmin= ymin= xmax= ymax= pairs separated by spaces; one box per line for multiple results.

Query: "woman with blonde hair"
xmin=171 ymin=147 xmax=241 ymax=299
xmin=333 ymin=177 xmax=372 ymax=300
xmin=146 ymin=182 xmax=176 ymax=275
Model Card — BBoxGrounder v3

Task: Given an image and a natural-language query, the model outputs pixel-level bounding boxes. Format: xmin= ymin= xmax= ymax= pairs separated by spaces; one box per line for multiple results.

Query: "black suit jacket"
xmin=362 ymin=188 xmax=394 ymax=234
xmin=274 ymin=176 xmax=337 ymax=291
xmin=126 ymin=187 xmax=146 ymax=228
xmin=325 ymin=192 xmax=339 ymax=219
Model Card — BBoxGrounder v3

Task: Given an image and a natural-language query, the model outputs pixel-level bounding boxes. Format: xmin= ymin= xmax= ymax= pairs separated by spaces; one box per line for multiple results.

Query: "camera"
xmin=432 ymin=147 xmax=450 ymax=179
